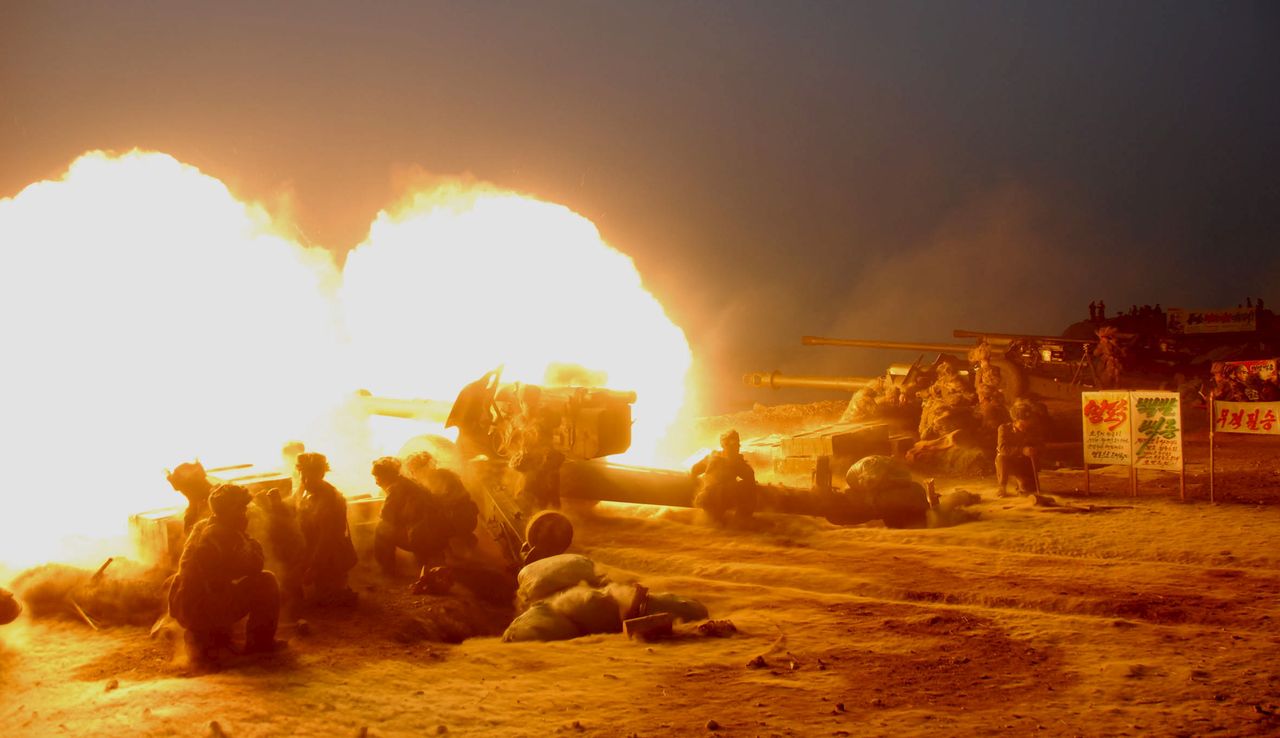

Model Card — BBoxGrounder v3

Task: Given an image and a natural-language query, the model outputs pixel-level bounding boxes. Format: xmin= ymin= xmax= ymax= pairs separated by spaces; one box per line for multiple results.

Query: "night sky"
xmin=3 ymin=1 xmax=1278 ymax=409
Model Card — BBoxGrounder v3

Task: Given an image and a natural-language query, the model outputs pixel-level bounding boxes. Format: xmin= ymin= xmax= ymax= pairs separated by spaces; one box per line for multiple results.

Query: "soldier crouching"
xmin=691 ymin=429 xmax=758 ymax=524
xmin=371 ymin=457 xmax=448 ymax=578
xmin=168 ymin=484 xmax=284 ymax=664
xmin=996 ymin=406 xmax=1041 ymax=496
xmin=296 ymin=452 xmax=359 ymax=608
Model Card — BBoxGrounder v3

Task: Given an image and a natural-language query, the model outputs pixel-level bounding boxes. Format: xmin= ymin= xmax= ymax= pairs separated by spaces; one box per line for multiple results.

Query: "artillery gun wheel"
xmin=991 ymin=358 xmax=1027 ymax=398
xmin=523 ymin=510 xmax=574 ymax=564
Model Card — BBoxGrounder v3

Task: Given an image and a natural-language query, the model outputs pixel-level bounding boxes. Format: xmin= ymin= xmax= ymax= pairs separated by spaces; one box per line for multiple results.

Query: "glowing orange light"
xmin=0 ymin=153 xmax=694 ymax=569
xmin=0 ymin=151 xmax=347 ymax=568
xmin=341 ymin=183 xmax=694 ymax=464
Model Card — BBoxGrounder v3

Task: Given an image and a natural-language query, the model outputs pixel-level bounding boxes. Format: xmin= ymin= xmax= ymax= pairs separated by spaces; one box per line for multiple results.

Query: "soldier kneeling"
xmin=168 ymin=484 xmax=284 ymax=664
xmin=691 ymin=429 xmax=758 ymax=524
xmin=372 ymin=457 xmax=448 ymax=580
xmin=996 ymin=406 xmax=1042 ymax=496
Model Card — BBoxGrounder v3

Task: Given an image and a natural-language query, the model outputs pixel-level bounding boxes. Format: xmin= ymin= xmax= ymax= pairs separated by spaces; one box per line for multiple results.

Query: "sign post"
xmin=1209 ymin=398 xmax=1215 ymax=503
xmin=1130 ymin=390 xmax=1184 ymax=498
xmin=1082 ymin=390 xmax=1186 ymax=499
xmin=1081 ymin=391 xmax=1133 ymax=496
xmin=1210 ymin=398 xmax=1280 ymax=503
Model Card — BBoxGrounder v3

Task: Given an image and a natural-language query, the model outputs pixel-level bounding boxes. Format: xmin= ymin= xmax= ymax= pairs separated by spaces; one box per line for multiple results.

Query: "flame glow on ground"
xmin=0 ymin=151 xmax=693 ymax=570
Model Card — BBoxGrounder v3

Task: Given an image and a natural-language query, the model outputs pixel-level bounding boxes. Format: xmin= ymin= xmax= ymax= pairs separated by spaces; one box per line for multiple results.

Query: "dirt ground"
xmin=2 ymin=423 xmax=1279 ymax=737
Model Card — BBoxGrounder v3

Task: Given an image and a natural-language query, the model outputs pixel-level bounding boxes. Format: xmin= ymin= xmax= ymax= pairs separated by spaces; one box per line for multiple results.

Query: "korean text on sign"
xmin=1082 ymin=391 xmax=1133 ymax=465
xmin=1131 ymin=391 xmax=1182 ymax=471
xmin=1213 ymin=401 xmax=1280 ymax=435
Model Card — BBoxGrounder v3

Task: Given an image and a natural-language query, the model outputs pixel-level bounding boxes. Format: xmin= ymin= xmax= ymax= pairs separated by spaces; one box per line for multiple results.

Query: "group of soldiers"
xmin=164 ymin=448 xmax=479 ymax=665
xmin=838 ymin=343 xmax=1048 ymax=495
xmin=844 ymin=344 xmax=1018 ymax=446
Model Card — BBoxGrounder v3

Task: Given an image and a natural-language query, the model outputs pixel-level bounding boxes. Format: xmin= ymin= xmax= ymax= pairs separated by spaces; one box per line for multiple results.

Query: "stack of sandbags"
xmin=0 ymin=587 xmax=19 ymax=625
xmin=842 ymin=455 xmax=929 ymax=529
xmin=503 ymin=554 xmax=709 ymax=642
xmin=515 ymin=553 xmax=603 ymax=610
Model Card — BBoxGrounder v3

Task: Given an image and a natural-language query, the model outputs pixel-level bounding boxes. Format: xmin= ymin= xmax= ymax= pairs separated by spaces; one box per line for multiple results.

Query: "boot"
xmin=243 ymin=631 xmax=288 ymax=655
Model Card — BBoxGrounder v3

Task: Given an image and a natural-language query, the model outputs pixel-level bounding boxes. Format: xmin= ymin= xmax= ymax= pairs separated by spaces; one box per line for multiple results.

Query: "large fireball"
xmin=0 ymin=155 xmax=694 ymax=569
xmin=0 ymin=151 xmax=346 ymax=568
xmin=341 ymin=184 xmax=693 ymax=463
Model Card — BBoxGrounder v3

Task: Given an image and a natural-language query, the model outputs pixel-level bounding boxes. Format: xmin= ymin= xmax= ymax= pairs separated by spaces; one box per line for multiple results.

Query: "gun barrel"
xmin=561 ymin=461 xmax=697 ymax=507
xmin=952 ymin=329 xmax=1092 ymax=345
xmin=801 ymin=336 xmax=971 ymax=354
xmin=354 ymin=393 xmax=454 ymax=422
xmin=743 ymin=371 xmax=873 ymax=393
xmin=559 ymin=460 xmax=879 ymax=524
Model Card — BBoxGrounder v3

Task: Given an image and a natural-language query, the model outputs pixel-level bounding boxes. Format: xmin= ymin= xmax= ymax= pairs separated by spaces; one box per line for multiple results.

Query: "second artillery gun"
xmin=747 ymin=331 xmax=1098 ymax=402
xmin=366 ymin=371 xmax=938 ymax=568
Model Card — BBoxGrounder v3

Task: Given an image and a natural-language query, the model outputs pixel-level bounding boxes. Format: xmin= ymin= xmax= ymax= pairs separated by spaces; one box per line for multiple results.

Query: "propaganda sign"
xmin=1130 ymin=391 xmax=1182 ymax=471
xmin=1222 ymin=359 xmax=1278 ymax=401
xmin=1082 ymin=391 xmax=1133 ymax=465
xmin=1213 ymin=401 xmax=1280 ymax=435
xmin=1166 ymin=307 xmax=1257 ymax=334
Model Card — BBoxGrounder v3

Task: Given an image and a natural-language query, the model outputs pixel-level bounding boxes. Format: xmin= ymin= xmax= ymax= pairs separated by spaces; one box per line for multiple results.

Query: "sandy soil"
xmin=3 ymin=430 xmax=1279 ymax=737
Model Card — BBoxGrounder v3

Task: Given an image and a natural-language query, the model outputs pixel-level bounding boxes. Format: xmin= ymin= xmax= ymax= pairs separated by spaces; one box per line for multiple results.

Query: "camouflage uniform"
xmin=691 ymin=430 xmax=757 ymax=523
xmin=296 ymin=453 xmax=358 ymax=607
xmin=996 ymin=421 xmax=1039 ymax=495
xmin=372 ymin=458 xmax=447 ymax=575
xmin=405 ymin=452 xmax=479 ymax=549
xmin=168 ymin=485 xmax=281 ymax=660
xmin=841 ymin=376 xmax=885 ymax=422
xmin=250 ymin=488 xmax=306 ymax=610
xmin=1094 ymin=327 xmax=1125 ymax=388
xmin=509 ymin=385 xmax=565 ymax=509
xmin=918 ymin=362 xmax=977 ymax=440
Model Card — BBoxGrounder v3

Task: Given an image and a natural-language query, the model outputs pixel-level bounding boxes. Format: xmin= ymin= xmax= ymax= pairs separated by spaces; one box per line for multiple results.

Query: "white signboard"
xmin=1130 ymin=391 xmax=1182 ymax=471
xmin=1081 ymin=391 xmax=1133 ymax=466
xmin=1166 ymin=307 xmax=1257 ymax=334
xmin=1213 ymin=401 xmax=1280 ymax=435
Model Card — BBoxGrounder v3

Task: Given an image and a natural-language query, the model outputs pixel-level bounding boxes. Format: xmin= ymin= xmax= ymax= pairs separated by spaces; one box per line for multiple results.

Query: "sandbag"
xmin=516 ymin=554 xmax=602 ymax=607
xmin=646 ymin=592 xmax=709 ymax=623
xmin=0 ymin=587 xmax=19 ymax=625
xmin=547 ymin=584 xmax=622 ymax=635
xmin=870 ymin=481 xmax=930 ymax=529
xmin=502 ymin=603 xmax=580 ymax=642
xmin=844 ymin=455 xmax=912 ymax=493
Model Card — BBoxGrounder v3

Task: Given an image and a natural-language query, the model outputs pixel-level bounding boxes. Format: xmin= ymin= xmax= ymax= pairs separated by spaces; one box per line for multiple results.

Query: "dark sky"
xmin=3 ymin=1 xmax=1278 ymax=409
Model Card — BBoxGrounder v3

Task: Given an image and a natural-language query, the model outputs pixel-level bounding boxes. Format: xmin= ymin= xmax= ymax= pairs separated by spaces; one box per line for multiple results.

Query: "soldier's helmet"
xmin=371 ymin=456 xmax=402 ymax=481
xmin=1010 ymin=399 xmax=1036 ymax=422
xmin=296 ymin=452 xmax=329 ymax=476
xmin=404 ymin=451 xmax=436 ymax=477
xmin=209 ymin=484 xmax=252 ymax=517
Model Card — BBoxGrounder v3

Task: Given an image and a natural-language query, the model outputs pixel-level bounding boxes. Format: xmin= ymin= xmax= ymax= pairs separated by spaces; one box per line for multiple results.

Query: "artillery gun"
xmin=799 ymin=333 xmax=1099 ymax=400
xmin=767 ymin=302 xmax=1280 ymax=405
xmin=131 ymin=371 xmax=940 ymax=570
xmin=370 ymin=371 xmax=936 ymax=554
